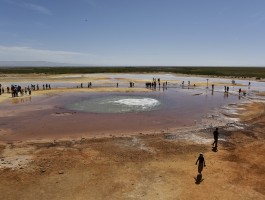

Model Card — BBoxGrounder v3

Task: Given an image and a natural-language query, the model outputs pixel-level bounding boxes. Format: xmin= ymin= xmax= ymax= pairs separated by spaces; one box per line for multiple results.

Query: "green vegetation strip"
xmin=0 ymin=67 xmax=265 ymax=78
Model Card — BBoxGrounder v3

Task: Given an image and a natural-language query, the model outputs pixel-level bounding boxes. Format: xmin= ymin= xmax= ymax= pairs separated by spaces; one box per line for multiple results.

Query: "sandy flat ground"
xmin=0 ymin=73 xmax=264 ymax=199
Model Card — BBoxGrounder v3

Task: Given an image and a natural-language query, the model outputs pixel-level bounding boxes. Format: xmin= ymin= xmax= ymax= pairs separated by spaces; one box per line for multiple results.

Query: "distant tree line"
xmin=0 ymin=66 xmax=265 ymax=78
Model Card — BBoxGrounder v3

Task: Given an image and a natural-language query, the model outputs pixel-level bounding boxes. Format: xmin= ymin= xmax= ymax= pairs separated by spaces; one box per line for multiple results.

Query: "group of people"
xmin=145 ymin=78 xmax=168 ymax=89
xmin=77 ymin=82 xmax=92 ymax=88
xmin=39 ymin=84 xmax=51 ymax=90
xmin=0 ymin=84 xmax=24 ymax=97
xmin=181 ymin=80 xmax=196 ymax=89
xmin=0 ymin=83 xmax=52 ymax=98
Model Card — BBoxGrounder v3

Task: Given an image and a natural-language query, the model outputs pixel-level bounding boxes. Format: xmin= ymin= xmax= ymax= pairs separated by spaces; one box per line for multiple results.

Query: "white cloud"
xmin=0 ymin=45 xmax=263 ymax=66
xmin=24 ymin=3 xmax=52 ymax=15
xmin=0 ymin=46 xmax=99 ymax=65
xmin=3 ymin=0 xmax=52 ymax=15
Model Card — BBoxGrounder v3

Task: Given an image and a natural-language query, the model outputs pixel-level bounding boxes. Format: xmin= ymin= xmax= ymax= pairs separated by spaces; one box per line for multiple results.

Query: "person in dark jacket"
xmin=196 ymin=153 xmax=206 ymax=174
xmin=212 ymin=128 xmax=219 ymax=148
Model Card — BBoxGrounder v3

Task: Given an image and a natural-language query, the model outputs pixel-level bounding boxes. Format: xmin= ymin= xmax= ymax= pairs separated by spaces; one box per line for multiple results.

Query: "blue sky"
xmin=0 ymin=0 xmax=265 ymax=66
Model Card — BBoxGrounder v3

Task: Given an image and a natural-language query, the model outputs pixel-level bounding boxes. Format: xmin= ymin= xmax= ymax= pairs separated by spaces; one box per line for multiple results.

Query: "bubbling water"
xmin=67 ymin=96 xmax=161 ymax=113
xmin=112 ymin=98 xmax=159 ymax=108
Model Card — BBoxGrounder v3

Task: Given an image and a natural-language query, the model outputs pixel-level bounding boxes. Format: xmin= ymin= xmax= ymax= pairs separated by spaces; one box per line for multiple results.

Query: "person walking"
xmin=195 ymin=153 xmax=206 ymax=174
xmin=212 ymin=127 xmax=219 ymax=148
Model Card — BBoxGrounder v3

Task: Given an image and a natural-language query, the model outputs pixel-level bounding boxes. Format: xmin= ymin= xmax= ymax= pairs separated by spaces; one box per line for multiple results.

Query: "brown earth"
xmin=0 ymin=101 xmax=264 ymax=200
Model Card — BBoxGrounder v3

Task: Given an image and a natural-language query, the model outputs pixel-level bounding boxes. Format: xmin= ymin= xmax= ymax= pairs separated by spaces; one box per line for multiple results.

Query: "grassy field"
xmin=0 ymin=66 xmax=265 ymax=78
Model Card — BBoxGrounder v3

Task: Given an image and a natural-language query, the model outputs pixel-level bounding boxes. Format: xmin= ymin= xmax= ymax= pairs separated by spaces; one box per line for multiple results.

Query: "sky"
xmin=0 ymin=0 xmax=265 ymax=66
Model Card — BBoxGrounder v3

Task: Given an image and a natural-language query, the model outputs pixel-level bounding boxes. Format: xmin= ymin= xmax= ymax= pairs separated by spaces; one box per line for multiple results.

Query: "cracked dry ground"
xmin=0 ymin=102 xmax=265 ymax=200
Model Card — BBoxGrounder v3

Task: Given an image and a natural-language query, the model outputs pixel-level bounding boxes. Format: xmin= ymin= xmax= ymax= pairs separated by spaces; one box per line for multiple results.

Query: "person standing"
xmin=212 ymin=128 xmax=219 ymax=148
xmin=195 ymin=153 xmax=206 ymax=174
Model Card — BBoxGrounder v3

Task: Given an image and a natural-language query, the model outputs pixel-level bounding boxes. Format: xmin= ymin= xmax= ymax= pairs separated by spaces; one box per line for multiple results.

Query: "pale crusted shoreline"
xmin=0 ymin=72 xmax=250 ymax=103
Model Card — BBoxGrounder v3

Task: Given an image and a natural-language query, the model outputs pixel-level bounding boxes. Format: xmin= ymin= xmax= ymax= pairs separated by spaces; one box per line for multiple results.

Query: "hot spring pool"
xmin=66 ymin=96 xmax=161 ymax=113
xmin=0 ymin=87 xmax=242 ymax=141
